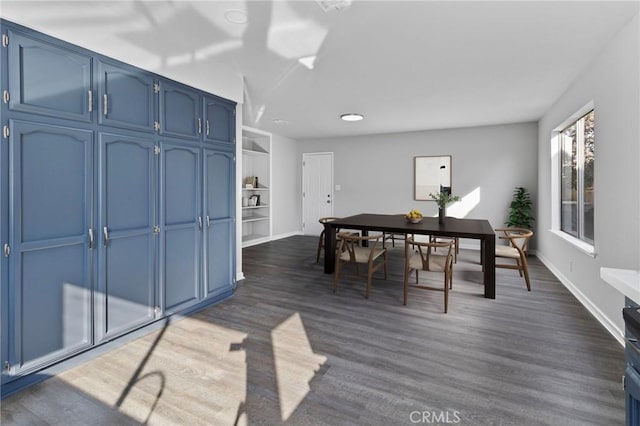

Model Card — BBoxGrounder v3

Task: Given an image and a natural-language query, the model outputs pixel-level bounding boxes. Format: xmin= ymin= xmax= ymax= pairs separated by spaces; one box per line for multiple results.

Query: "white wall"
xmin=271 ymin=133 xmax=302 ymax=239
xmin=537 ymin=13 xmax=640 ymax=339
xmin=298 ymin=122 xmax=538 ymax=246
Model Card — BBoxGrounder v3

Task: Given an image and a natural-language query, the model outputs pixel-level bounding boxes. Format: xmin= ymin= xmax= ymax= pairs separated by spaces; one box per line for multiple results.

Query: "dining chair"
xmin=316 ymin=217 xmax=339 ymax=263
xmin=383 ymin=214 xmax=407 ymax=249
xmin=334 ymin=232 xmax=388 ymax=299
xmin=429 ymin=236 xmax=459 ymax=263
xmin=495 ymin=228 xmax=534 ymax=291
xmin=404 ymin=235 xmax=454 ymax=313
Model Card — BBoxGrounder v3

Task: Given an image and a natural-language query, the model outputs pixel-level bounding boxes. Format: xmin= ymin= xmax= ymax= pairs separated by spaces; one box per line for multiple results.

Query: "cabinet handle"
xmin=103 ymin=226 xmax=109 ymax=247
xmin=103 ymin=94 xmax=108 ymax=116
xmin=206 ymin=215 xmax=211 ymax=228
xmin=197 ymin=118 xmax=202 ymax=134
xmin=198 ymin=216 xmax=203 ymax=230
xmin=88 ymin=90 xmax=93 ymax=112
xmin=206 ymin=120 xmax=210 ymax=136
xmin=88 ymin=228 xmax=94 ymax=249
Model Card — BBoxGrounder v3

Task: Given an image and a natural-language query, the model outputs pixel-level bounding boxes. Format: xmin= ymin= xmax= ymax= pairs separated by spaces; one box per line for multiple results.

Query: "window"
xmin=559 ymin=110 xmax=594 ymax=245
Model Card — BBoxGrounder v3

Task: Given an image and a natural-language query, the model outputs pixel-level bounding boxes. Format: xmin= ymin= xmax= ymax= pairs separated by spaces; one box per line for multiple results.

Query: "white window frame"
xmin=550 ymin=102 xmax=596 ymax=257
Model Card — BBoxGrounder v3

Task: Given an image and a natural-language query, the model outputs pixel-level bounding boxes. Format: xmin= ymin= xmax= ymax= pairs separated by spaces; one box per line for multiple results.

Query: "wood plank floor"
xmin=1 ymin=235 xmax=625 ymax=425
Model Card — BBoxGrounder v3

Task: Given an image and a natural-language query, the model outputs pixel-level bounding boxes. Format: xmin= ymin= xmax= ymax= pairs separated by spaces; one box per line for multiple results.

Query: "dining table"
xmin=323 ymin=213 xmax=496 ymax=299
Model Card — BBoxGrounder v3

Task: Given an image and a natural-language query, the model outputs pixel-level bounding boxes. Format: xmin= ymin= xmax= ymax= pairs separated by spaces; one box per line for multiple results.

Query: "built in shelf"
xmin=242 ymin=125 xmax=272 ymax=248
xmin=242 ymin=148 xmax=269 ymax=156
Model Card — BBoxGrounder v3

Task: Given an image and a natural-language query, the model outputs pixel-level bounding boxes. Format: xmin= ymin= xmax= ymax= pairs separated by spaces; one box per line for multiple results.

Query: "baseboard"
xmin=536 ymin=252 xmax=624 ymax=346
xmin=271 ymin=231 xmax=304 ymax=241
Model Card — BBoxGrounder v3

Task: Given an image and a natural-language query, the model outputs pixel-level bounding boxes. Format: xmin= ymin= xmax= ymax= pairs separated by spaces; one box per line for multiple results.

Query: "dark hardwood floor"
xmin=1 ymin=235 xmax=625 ymax=425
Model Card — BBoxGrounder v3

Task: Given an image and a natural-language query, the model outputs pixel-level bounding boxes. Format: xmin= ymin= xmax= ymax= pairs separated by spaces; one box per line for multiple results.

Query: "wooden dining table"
xmin=323 ymin=213 xmax=496 ymax=299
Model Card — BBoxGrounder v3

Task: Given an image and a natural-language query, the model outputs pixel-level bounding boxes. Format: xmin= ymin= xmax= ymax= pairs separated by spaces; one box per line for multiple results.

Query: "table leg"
xmin=361 ymin=229 xmax=369 ymax=247
xmin=483 ymin=234 xmax=496 ymax=299
xmin=324 ymin=223 xmax=336 ymax=274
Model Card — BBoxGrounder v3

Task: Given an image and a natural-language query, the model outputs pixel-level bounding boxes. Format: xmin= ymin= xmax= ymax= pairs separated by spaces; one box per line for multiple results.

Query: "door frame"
xmin=302 ymin=152 xmax=334 ymax=235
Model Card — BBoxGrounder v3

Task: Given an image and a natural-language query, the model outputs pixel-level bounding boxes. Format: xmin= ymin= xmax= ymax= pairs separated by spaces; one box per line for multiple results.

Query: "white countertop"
xmin=601 ymin=267 xmax=640 ymax=304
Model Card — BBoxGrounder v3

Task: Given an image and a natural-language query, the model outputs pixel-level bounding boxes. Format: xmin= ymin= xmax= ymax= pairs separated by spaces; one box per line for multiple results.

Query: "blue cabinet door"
xmin=97 ymin=133 xmax=156 ymax=341
xmin=8 ymin=30 xmax=92 ymax=122
xmin=203 ymin=149 xmax=235 ymax=298
xmin=159 ymin=142 xmax=201 ymax=313
xmin=97 ymin=60 xmax=155 ymax=132
xmin=203 ymin=96 xmax=235 ymax=145
xmin=8 ymin=121 xmax=93 ymax=374
xmin=159 ymin=81 xmax=200 ymax=140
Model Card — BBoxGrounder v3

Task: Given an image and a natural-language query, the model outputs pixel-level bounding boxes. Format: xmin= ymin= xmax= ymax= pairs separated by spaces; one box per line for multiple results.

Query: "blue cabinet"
xmin=159 ymin=142 xmax=201 ymax=313
xmin=203 ymin=149 xmax=235 ymax=298
xmin=97 ymin=133 xmax=156 ymax=341
xmin=159 ymin=81 xmax=200 ymax=140
xmin=0 ymin=19 xmax=236 ymax=392
xmin=7 ymin=121 xmax=93 ymax=373
xmin=97 ymin=60 xmax=155 ymax=132
xmin=8 ymin=30 xmax=92 ymax=122
xmin=204 ymin=96 xmax=235 ymax=145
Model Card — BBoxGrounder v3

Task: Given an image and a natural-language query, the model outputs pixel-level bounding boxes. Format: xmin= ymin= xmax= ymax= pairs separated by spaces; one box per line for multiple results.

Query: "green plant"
xmin=429 ymin=191 xmax=461 ymax=209
xmin=506 ymin=187 xmax=534 ymax=228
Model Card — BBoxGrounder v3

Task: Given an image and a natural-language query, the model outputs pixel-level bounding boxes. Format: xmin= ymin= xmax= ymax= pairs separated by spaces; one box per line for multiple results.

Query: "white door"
xmin=302 ymin=153 xmax=333 ymax=235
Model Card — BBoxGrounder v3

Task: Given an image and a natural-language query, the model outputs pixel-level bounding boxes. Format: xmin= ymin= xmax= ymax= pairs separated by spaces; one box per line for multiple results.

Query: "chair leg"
xmin=415 ymin=270 xmax=419 ymax=284
xmin=316 ymin=231 xmax=325 ymax=263
xmin=444 ymin=276 xmax=449 ymax=314
xmin=333 ymin=260 xmax=341 ymax=293
xmin=521 ymin=257 xmax=532 ymax=291
xmin=516 ymin=258 xmax=523 ymax=277
xmin=383 ymin=251 xmax=388 ymax=280
xmin=403 ymin=269 xmax=409 ymax=306
xmin=366 ymin=267 xmax=372 ymax=299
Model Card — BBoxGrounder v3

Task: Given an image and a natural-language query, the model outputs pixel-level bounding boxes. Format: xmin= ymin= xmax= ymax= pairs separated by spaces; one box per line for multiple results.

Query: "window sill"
xmin=550 ymin=229 xmax=596 ymax=258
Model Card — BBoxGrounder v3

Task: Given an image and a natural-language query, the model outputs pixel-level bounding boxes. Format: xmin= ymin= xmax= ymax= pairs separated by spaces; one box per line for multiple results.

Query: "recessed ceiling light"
xmin=272 ymin=118 xmax=289 ymax=125
xmin=340 ymin=113 xmax=364 ymax=122
xmin=224 ymin=9 xmax=248 ymax=24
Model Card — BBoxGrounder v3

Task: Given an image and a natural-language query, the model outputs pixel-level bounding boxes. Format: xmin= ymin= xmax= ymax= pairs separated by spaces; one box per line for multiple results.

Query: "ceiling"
xmin=1 ymin=1 xmax=638 ymax=140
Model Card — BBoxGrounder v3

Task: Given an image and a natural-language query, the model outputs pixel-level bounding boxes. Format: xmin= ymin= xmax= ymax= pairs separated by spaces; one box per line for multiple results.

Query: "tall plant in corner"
xmin=506 ymin=187 xmax=534 ymax=229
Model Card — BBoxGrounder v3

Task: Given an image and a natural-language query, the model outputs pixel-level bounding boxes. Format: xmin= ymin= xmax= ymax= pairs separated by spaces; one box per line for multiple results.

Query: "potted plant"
xmin=429 ymin=191 xmax=461 ymax=224
xmin=506 ymin=186 xmax=534 ymax=229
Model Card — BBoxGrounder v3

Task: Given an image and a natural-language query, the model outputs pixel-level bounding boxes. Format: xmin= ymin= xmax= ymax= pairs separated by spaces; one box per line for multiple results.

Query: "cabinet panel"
xmin=203 ymin=149 xmax=234 ymax=297
xmin=159 ymin=81 xmax=200 ymax=140
xmin=97 ymin=60 xmax=155 ymax=132
xmin=204 ymin=97 xmax=234 ymax=145
xmin=160 ymin=143 xmax=200 ymax=312
xmin=98 ymin=133 xmax=155 ymax=340
xmin=9 ymin=121 xmax=92 ymax=373
xmin=8 ymin=30 xmax=92 ymax=122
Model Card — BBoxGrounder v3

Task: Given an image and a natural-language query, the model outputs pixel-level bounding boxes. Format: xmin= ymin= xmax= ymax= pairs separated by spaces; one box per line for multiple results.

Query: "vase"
xmin=438 ymin=207 xmax=445 ymax=224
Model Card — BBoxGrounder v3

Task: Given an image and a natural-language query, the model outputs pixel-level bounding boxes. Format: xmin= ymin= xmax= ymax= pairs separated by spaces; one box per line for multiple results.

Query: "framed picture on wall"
xmin=414 ymin=155 xmax=452 ymax=200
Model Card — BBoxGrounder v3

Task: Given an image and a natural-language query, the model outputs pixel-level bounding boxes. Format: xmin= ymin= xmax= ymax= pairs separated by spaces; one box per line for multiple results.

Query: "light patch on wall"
xmin=445 ymin=187 xmax=481 ymax=218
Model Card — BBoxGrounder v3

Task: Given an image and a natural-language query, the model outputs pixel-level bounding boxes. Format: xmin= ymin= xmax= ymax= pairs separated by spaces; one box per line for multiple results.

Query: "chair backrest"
xmin=496 ymin=228 xmax=533 ymax=252
xmin=319 ymin=217 xmax=340 ymax=224
xmin=405 ymin=235 xmax=453 ymax=271
xmin=337 ymin=232 xmax=383 ymax=262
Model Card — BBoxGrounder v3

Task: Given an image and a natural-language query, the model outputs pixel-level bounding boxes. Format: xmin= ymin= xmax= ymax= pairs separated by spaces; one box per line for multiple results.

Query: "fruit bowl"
xmin=406 ymin=209 xmax=423 ymax=223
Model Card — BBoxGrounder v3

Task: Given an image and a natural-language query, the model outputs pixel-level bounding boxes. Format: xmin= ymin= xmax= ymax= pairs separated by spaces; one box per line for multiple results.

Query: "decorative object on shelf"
xmin=249 ymin=194 xmax=260 ymax=206
xmin=245 ymin=176 xmax=258 ymax=188
xmin=405 ymin=209 xmax=423 ymax=224
xmin=505 ymin=186 xmax=534 ymax=229
xmin=414 ymin=155 xmax=452 ymax=201
xmin=242 ymin=197 xmax=248 ymax=207
xmin=429 ymin=191 xmax=461 ymax=224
